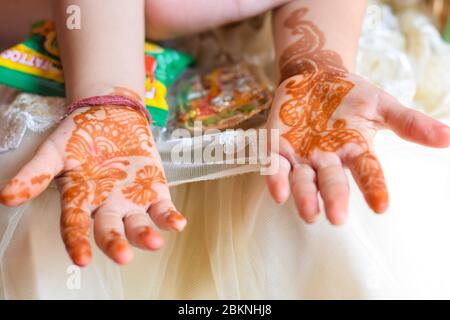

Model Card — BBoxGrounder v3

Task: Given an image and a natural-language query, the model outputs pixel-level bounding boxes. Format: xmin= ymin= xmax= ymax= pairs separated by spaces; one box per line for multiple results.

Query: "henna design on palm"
xmin=277 ymin=8 xmax=387 ymax=213
xmin=0 ymin=101 xmax=186 ymax=266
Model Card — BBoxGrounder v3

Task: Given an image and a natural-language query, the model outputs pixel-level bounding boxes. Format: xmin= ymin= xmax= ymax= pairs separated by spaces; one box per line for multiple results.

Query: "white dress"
xmin=1 ymin=0 xmax=450 ymax=299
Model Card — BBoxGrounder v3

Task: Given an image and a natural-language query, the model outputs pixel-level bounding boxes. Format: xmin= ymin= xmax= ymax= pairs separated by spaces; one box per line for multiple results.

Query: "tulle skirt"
xmin=1 ymin=126 xmax=450 ymax=299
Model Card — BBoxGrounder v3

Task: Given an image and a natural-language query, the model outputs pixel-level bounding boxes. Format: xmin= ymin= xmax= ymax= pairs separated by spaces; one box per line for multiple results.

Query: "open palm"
xmin=0 ymin=105 xmax=186 ymax=266
xmin=267 ymin=72 xmax=450 ymax=225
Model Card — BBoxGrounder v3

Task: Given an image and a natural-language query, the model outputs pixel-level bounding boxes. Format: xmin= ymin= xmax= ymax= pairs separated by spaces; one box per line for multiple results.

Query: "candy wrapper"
xmin=169 ymin=63 xmax=273 ymax=132
xmin=0 ymin=21 xmax=192 ymax=127
xmin=445 ymin=12 xmax=450 ymax=42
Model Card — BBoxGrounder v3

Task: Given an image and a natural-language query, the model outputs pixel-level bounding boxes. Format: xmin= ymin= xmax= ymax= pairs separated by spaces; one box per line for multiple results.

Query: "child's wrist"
xmin=66 ymin=84 xmax=145 ymax=106
xmin=64 ymin=93 xmax=151 ymax=124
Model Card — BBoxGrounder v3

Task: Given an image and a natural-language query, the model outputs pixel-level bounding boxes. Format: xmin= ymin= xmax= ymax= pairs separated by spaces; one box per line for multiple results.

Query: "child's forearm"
xmin=272 ymin=0 xmax=366 ymax=83
xmin=53 ymin=0 xmax=146 ymax=103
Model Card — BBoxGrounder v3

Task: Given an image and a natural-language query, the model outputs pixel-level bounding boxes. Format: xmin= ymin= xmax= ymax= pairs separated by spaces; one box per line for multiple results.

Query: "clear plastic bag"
xmin=165 ymin=62 xmax=272 ymax=134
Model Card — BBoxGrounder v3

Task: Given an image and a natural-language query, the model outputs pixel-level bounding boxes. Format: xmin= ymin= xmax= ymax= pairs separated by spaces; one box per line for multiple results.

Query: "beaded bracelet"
xmin=64 ymin=95 xmax=152 ymax=124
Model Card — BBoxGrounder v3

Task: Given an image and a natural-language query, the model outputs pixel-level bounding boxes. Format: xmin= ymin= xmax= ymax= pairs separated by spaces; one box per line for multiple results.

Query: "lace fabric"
xmin=357 ymin=0 xmax=450 ymax=118
xmin=0 ymin=91 xmax=65 ymax=153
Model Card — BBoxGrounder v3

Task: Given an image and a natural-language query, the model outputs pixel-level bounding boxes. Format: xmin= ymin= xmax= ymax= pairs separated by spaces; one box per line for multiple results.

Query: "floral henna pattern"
xmin=278 ymin=8 xmax=387 ymax=208
xmin=60 ymin=105 xmax=153 ymax=255
xmin=63 ymin=106 xmax=152 ymax=206
xmin=60 ymin=207 xmax=91 ymax=262
xmin=31 ymin=174 xmax=51 ymax=185
xmin=0 ymin=86 xmax=177 ymax=265
xmin=279 ymin=8 xmax=365 ymax=157
xmin=279 ymin=8 xmax=346 ymax=84
xmin=122 ymin=165 xmax=166 ymax=205
xmin=1 ymin=175 xmax=51 ymax=204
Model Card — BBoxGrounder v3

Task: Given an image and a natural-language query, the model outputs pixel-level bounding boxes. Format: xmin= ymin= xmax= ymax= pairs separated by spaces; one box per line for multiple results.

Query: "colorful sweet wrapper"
xmin=0 ymin=21 xmax=193 ymax=127
xmin=173 ymin=63 xmax=272 ymax=131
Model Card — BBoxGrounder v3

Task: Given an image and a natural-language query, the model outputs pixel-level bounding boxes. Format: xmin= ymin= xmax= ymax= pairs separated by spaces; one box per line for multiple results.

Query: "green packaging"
xmin=0 ymin=21 xmax=193 ymax=127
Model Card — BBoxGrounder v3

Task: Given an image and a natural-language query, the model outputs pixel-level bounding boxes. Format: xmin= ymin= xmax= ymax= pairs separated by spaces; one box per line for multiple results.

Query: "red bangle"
xmin=64 ymin=95 xmax=152 ymax=124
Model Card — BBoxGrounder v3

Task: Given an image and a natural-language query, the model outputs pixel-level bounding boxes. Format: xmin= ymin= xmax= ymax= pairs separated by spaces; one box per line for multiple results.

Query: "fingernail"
xmin=166 ymin=211 xmax=187 ymax=232
xmin=303 ymin=204 xmax=320 ymax=223
xmin=275 ymin=196 xmax=284 ymax=204
xmin=368 ymin=191 xmax=389 ymax=214
xmin=113 ymin=248 xmax=133 ymax=265
xmin=139 ymin=227 xmax=164 ymax=250
xmin=305 ymin=213 xmax=320 ymax=224
xmin=330 ymin=210 xmax=347 ymax=226
xmin=70 ymin=245 xmax=92 ymax=267
xmin=308 ymin=212 xmax=320 ymax=223
xmin=331 ymin=218 xmax=346 ymax=226
xmin=373 ymin=201 xmax=389 ymax=214
xmin=0 ymin=193 xmax=16 ymax=206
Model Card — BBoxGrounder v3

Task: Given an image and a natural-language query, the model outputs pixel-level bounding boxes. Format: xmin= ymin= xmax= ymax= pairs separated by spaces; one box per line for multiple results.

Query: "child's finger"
xmin=0 ymin=140 xmax=63 ymax=206
xmin=317 ymin=163 xmax=350 ymax=225
xmin=347 ymin=151 xmax=389 ymax=214
xmin=266 ymin=155 xmax=291 ymax=204
xmin=124 ymin=212 xmax=164 ymax=250
xmin=290 ymin=163 xmax=320 ymax=223
xmin=380 ymin=94 xmax=450 ymax=148
xmin=60 ymin=206 xmax=92 ymax=267
xmin=147 ymin=197 xmax=187 ymax=232
xmin=94 ymin=208 xmax=133 ymax=265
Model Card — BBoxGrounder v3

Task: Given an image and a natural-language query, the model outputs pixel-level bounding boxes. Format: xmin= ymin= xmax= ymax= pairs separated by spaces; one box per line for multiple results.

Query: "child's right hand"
xmin=0 ymin=104 xmax=186 ymax=266
xmin=266 ymin=72 xmax=450 ymax=225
